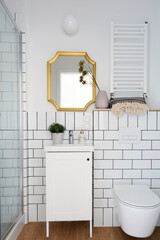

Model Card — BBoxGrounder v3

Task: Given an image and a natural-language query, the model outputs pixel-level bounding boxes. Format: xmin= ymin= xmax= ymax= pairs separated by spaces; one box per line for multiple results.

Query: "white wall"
xmin=3 ymin=0 xmax=25 ymax=13
xmin=6 ymin=0 xmax=160 ymax=110
xmin=3 ymin=0 xmax=26 ymax=31
xmin=25 ymin=0 xmax=160 ymax=111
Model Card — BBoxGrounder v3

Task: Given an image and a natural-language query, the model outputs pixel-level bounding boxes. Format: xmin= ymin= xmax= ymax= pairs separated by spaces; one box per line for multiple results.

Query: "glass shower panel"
xmin=0 ymin=1 xmax=22 ymax=239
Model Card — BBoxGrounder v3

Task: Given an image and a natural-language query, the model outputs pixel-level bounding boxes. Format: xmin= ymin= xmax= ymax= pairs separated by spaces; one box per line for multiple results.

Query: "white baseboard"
xmin=5 ymin=214 xmax=25 ymax=240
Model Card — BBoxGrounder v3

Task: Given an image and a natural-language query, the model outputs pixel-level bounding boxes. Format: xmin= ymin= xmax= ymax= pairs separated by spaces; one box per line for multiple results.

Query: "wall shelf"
xmin=93 ymin=109 xmax=160 ymax=111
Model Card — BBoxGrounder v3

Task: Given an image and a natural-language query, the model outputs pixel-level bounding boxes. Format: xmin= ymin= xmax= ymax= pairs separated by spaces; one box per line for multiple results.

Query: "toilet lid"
xmin=114 ymin=185 xmax=160 ymax=208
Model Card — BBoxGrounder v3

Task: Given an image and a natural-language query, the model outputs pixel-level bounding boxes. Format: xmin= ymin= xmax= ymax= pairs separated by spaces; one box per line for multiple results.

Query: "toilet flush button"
xmin=122 ymin=135 xmax=129 ymax=140
xmin=130 ymin=135 xmax=138 ymax=140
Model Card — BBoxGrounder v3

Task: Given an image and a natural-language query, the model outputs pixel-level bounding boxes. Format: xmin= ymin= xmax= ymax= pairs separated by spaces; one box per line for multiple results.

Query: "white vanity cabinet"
xmin=45 ymin=144 xmax=94 ymax=238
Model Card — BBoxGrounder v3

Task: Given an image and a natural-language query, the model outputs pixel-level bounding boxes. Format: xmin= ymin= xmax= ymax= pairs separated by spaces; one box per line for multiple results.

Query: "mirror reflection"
xmin=47 ymin=52 xmax=96 ymax=111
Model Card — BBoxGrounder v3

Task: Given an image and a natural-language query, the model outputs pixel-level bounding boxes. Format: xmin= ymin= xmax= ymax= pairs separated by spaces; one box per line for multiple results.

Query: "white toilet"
xmin=113 ymin=185 xmax=160 ymax=238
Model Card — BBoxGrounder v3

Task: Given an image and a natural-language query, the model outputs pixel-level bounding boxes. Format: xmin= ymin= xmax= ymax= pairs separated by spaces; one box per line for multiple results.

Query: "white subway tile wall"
xmin=93 ymin=111 xmax=160 ymax=227
xmin=0 ymin=31 xmax=27 ymax=225
xmin=22 ymin=107 xmax=160 ymax=226
xmin=26 ymin=111 xmax=93 ymax=221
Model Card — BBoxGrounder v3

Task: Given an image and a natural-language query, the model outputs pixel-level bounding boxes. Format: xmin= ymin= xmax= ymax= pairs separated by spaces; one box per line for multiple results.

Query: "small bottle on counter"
xmin=79 ymin=129 xmax=86 ymax=144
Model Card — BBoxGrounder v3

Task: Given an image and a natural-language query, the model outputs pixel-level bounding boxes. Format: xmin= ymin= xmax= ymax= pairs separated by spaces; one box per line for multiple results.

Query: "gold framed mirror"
xmin=47 ymin=51 xmax=96 ymax=111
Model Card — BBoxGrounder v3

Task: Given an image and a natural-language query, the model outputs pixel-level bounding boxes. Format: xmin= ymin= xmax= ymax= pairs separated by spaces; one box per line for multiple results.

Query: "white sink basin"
xmin=45 ymin=144 xmax=94 ymax=152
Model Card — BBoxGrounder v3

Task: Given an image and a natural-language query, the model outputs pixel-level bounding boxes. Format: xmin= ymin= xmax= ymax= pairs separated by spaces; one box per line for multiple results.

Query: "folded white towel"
xmin=111 ymin=102 xmax=149 ymax=117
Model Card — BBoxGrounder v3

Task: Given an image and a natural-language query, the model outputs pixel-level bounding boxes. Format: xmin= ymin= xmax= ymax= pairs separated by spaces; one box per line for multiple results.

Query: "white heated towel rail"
xmin=110 ymin=22 xmax=148 ymax=97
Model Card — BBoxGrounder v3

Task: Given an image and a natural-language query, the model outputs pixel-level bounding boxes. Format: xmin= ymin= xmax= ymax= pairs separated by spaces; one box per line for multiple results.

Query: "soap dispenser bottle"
xmin=79 ymin=130 xmax=86 ymax=144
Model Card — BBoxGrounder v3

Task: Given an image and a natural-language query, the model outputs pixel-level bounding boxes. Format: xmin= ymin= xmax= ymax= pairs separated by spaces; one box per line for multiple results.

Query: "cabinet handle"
xmin=87 ymin=158 xmax=90 ymax=161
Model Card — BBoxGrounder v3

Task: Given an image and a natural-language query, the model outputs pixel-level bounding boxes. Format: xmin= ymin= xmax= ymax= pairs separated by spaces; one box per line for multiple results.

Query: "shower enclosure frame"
xmin=0 ymin=0 xmax=24 ymax=239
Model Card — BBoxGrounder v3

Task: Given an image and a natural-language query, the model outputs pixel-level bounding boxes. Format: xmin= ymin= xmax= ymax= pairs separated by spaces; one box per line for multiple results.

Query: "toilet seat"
xmin=114 ymin=185 xmax=160 ymax=208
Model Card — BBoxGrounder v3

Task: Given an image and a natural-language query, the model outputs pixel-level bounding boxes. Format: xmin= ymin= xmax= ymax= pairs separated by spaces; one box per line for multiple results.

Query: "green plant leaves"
xmin=48 ymin=123 xmax=66 ymax=133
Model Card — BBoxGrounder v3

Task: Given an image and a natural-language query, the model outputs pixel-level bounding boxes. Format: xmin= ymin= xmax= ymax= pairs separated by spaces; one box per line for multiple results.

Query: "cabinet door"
xmin=46 ymin=152 xmax=92 ymax=221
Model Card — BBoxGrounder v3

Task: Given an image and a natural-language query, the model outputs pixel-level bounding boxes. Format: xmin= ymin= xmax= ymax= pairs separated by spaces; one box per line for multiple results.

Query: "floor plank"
xmin=17 ymin=222 xmax=160 ymax=240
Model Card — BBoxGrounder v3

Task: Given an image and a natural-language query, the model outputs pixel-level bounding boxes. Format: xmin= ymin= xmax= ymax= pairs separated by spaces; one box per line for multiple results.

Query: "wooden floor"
xmin=17 ymin=222 xmax=160 ymax=240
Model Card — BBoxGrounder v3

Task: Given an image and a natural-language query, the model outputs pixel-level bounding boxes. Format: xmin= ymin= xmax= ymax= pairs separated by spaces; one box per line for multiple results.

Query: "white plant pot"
xmin=52 ymin=133 xmax=63 ymax=144
xmin=95 ymin=90 xmax=109 ymax=109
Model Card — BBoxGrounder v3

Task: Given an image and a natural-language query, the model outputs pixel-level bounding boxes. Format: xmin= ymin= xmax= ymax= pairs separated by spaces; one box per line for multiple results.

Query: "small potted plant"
xmin=48 ymin=123 xmax=66 ymax=144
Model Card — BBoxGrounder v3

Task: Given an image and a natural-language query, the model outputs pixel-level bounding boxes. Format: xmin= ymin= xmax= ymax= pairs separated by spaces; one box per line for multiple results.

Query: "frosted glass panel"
xmin=0 ymin=1 xmax=22 ymax=239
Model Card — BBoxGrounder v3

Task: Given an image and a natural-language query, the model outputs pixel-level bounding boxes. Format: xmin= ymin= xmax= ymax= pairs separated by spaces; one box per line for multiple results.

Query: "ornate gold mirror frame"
xmin=47 ymin=51 xmax=96 ymax=111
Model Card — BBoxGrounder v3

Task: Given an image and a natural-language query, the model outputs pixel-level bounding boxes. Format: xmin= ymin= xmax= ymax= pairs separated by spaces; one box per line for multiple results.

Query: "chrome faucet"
xmin=69 ymin=130 xmax=74 ymax=144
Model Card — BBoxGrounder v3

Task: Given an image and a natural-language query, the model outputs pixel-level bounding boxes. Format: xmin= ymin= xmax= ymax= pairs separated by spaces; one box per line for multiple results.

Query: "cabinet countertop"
xmin=44 ymin=144 xmax=94 ymax=152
